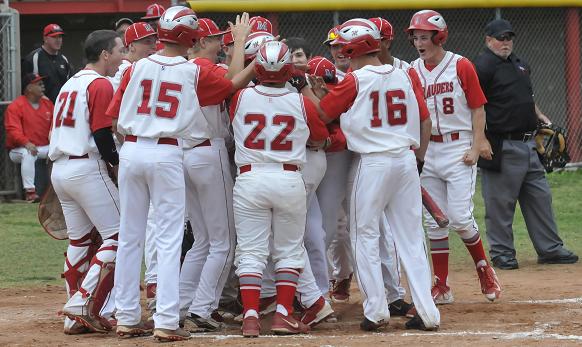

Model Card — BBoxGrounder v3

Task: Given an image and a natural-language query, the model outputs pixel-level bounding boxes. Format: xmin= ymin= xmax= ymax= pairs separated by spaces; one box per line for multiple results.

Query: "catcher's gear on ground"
xmin=38 ymin=182 xmax=68 ymax=240
xmin=535 ymin=124 xmax=570 ymax=173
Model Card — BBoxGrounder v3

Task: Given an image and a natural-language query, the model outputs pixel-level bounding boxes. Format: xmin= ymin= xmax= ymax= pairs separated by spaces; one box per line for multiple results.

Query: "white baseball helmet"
xmin=157 ymin=6 xmax=199 ymax=47
xmin=255 ymin=41 xmax=293 ymax=84
xmin=244 ymin=31 xmax=275 ymax=61
xmin=332 ymin=18 xmax=381 ymax=58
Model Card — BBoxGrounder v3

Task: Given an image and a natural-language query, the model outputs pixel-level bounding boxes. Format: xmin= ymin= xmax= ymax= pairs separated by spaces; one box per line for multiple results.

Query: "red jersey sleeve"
xmin=407 ymin=67 xmax=430 ymax=121
xmin=4 ymin=98 xmax=28 ymax=147
xmin=229 ymin=89 xmax=245 ymax=122
xmin=106 ymin=65 xmax=132 ymax=120
xmin=457 ymin=58 xmax=487 ymax=109
xmin=319 ymin=73 xmax=358 ymax=120
xmin=196 ymin=65 xmax=234 ymax=107
xmin=192 ymin=58 xmax=228 ymax=77
xmin=326 ymin=121 xmax=347 ymax=152
xmin=303 ymin=96 xmax=329 ymax=141
xmin=87 ymin=78 xmax=115 ymax=132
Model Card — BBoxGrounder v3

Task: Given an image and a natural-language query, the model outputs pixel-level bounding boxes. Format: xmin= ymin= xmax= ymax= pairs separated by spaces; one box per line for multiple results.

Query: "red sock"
xmin=275 ymin=268 xmax=300 ymax=315
xmin=239 ymin=273 xmax=262 ymax=315
xmin=430 ymin=237 xmax=449 ymax=286
xmin=463 ymin=234 xmax=488 ymax=266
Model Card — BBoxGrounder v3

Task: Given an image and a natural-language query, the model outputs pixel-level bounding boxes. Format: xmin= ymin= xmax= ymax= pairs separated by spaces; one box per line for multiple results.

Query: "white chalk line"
xmin=509 ymin=297 xmax=582 ymax=304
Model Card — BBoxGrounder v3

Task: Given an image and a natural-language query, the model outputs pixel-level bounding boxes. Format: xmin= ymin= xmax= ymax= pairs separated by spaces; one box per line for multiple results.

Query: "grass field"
xmin=1 ymin=170 xmax=581 ymax=288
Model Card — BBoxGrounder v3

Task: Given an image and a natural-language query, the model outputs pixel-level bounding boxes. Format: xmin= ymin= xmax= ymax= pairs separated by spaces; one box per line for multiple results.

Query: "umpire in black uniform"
xmin=22 ymin=24 xmax=71 ymax=103
xmin=474 ymin=19 xmax=578 ymax=270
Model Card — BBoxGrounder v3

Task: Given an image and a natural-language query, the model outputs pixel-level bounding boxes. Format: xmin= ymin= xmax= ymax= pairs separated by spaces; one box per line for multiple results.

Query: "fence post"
xmin=564 ymin=8 xmax=582 ymax=162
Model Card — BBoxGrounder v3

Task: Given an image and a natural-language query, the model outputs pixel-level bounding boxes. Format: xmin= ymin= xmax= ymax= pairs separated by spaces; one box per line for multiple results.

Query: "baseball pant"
xmin=350 ymin=150 xmax=439 ymax=327
xmin=328 ymin=208 xmax=353 ymax=281
xmin=179 ymin=139 xmax=235 ymax=319
xmin=482 ymin=139 xmax=569 ymax=259
xmin=115 ymin=138 xmax=185 ymax=330
xmin=9 ymin=145 xmax=49 ymax=190
xmin=144 ymin=203 xmax=158 ymax=286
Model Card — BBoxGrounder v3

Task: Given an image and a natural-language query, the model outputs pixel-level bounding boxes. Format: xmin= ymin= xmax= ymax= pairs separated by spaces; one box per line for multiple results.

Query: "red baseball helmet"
xmin=255 ymin=41 xmax=293 ymax=84
xmin=142 ymin=3 xmax=166 ymax=20
xmin=368 ymin=17 xmax=394 ymax=41
xmin=250 ymin=16 xmax=273 ymax=34
xmin=322 ymin=25 xmax=340 ymax=46
xmin=157 ymin=6 xmax=199 ymax=47
xmin=308 ymin=56 xmax=337 ymax=84
xmin=405 ymin=10 xmax=448 ymax=45
xmin=244 ymin=31 xmax=275 ymax=61
xmin=332 ymin=18 xmax=381 ymax=58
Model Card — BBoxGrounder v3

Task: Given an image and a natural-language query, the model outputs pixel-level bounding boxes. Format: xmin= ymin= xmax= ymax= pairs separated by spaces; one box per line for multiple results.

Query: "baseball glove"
xmin=535 ymin=124 xmax=570 ymax=173
xmin=38 ymin=182 xmax=68 ymax=240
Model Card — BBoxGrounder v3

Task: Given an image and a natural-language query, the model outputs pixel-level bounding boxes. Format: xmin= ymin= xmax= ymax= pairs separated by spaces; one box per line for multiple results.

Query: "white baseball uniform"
xmin=320 ymin=64 xmax=440 ymax=327
xmin=108 ymin=54 xmax=234 ymax=330
xmin=178 ymin=57 xmax=236 ymax=321
xmin=411 ymin=52 xmax=488 ymax=287
xmin=49 ymin=69 xmax=119 ymax=328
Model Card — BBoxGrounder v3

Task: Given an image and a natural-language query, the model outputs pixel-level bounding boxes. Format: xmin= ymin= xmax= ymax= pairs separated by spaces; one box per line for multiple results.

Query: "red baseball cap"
xmin=43 ymin=24 xmax=65 ymax=37
xmin=197 ymin=18 xmax=229 ymax=38
xmin=323 ymin=25 xmax=340 ymax=46
xmin=124 ymin=22 xmax=158 ymax=46
xmin=308 ymin=56 xmax=337 ymax=84
xmin=250 ymin=16 xmax=273 ymax=34
xmin=369 ymin=17 xmax=394 ymax=41
xmin=222 ymin=29 xmax=234 ymax=46
xmin=142 ymin=3 xmax=165 ymax=20
xmin=22 ymin=73 xmax=46 ymax=93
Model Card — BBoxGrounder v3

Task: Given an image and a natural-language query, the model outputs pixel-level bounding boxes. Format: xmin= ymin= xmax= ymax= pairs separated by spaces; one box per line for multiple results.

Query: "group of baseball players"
xmin=48 ymin=3 xmax=502 ymax=341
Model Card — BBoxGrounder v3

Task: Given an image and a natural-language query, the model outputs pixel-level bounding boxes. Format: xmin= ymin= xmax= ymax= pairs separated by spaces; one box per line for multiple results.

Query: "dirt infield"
xmin=1 ymin=260 xmax=581 ymax=346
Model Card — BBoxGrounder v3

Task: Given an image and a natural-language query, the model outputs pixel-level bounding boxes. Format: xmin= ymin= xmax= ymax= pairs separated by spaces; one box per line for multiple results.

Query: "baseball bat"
xmin=421 ymin=186 xmax=449 ymax=228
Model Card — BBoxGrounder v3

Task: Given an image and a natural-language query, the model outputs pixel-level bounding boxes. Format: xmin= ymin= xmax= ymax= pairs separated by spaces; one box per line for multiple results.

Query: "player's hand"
xmin=416 ymin=157 xmax=425 ymax=175
xmin=307 ymin=75 xmax=329 ymax=99
xmin=307 ymin=138 xmax=327 ymax=150
xmin=462 ymin=148 xmax=480 ymax=166
xmin=538 ymin=113 xmax=552 ymax=125
xmin=478 ymin=139 xmax=493 ymax=160
xmin=289 ymin=69 xmax=307 ymax=93
xmin=25 ymin=142 xmax=38 ymax=156
xmin=229 ymin=12 xmax=251 ymax=43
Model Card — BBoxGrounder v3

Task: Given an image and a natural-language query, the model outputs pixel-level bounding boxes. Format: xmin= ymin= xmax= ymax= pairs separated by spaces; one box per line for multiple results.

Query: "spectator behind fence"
xmin=22 ymin=24 xmax=71 ymax=103
xmin=474 ymin=18 xmax=578 ymax=270
xmin=4 ymin=73 xmax=53 ymax=202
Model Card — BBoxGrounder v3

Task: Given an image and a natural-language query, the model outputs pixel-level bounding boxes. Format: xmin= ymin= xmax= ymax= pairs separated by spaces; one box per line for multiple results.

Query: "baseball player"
xmin=407 ymin=10 xmax=502 ymax=304
xmin=106 ymin=7 xmax=253 ymax=341
xmin=141 ymin=3 xmax=165 ymax=51
xmin=232 ymin=40 xmax=330 ymax=337
xmin=178 ymin=16 xmax=251 ymax=333
xmin=304 ymin=18 xmax=440 ymax=331
xmin=50 ymin=30 xmax=123 ymax=334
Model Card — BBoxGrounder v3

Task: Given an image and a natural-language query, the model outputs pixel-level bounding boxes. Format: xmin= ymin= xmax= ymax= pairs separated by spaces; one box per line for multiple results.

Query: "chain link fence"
xmin=202 ymin=7 xmax=582 ymax=162
xmin=0 ymin=8 xmax=20 ymax=197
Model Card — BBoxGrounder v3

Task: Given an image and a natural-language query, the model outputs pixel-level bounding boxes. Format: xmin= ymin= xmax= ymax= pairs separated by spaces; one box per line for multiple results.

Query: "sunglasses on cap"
xmin=494 ymin=34 xmax=514 ymax=42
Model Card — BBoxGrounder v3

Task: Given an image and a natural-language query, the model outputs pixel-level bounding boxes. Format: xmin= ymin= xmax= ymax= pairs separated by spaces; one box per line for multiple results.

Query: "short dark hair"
xmin=286 ymin=37 xmax=312 ymax=58
xmin=84 ymin=30 xmax=119 ymax=63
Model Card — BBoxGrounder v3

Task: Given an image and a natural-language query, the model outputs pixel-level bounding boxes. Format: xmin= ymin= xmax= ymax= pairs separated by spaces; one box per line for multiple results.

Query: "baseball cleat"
xmin=61 ymin=308 xmax=112 ymax=333
xmin=388 ymin=299 xmax=416 ymax=318
xmin=183 ymin=313 xmax=224 ymax=332
xmin=153 ymin=327 xmax=191 ymax=342
xmin=359 ymin=317 xmax=388 ymax=331
xmin=63 ymin=321 xmax=91 ymax=335
xmin=116 ymin=321 xmax=154 ymax=337
xmin=431 ymin=283 xmax=454 ymax=304
xmin=405 ymin=314 xmax=439 ymax=331
xmin=477 ymin=264 xmax=502 ymax=301
xmin=300 ymin=296 xmax=334 ymax=327
xmin=234 ymin=295 xmax=276 ymax=322
xmin=271 ymin=312 xmax=310 ymax=335
xmin=241 ymin=315 xmax=261 ymax=338
xmin=331 ymin=274 xmax=352 ymax=303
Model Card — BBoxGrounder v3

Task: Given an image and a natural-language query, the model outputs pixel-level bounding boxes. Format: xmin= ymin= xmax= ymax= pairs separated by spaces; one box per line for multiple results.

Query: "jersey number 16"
xmin=370 ymin=89 xmax=407 ymax=127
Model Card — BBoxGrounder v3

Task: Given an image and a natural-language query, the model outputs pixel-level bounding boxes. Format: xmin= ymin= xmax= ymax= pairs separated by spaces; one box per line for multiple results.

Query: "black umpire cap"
xmin=485 ymin=19 xmax=515 ymax=37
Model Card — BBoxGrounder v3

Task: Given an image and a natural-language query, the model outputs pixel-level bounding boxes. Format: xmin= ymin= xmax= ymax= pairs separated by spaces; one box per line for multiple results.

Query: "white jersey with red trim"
xmin=336 ymin=68 xmax=346 ymax=82
xmin=392 ymin=57 xmax=410 ymax=70
xmin=183 ymin=58 xmax=230 ymax=147
xmin=340 ymin=65 xmax=421 ymax=154
xmin=232 ymin=85 xmax=309 ymax=167
xmin=48 ymin=70 xmax=105 ymax=160
xmin=411 ymin=51 xmax=472 ymax=135
xmin=109 ymin=59 xmax=131 ymax=92
xmin=117 ymin=54 xmax=202 ymax=139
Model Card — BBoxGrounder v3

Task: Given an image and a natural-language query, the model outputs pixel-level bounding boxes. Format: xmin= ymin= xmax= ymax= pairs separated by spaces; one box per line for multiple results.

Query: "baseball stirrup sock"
xmin=239 ymin=273 xmax=262 ymax=315
xmin=275 ymin=268 xmax=300 ymax=315
xmin=430 ymin=237 xmax=449 ymax=285
xmin=62 ymin=233 xmax=93 ymax=298
xmin=462 ymin=233 xmax=488 ymax=265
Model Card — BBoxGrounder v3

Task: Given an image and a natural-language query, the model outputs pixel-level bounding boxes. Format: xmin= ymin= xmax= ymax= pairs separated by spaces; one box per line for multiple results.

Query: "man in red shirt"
xmin=4 ymin=73 xmax=53 ymax=201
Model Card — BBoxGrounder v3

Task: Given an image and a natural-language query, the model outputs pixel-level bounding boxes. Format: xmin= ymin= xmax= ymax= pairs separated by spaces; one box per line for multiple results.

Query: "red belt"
xmin=125 ymin=135 xmax=178 ymax=146
xmin=193 ymin=139 xmax=211 ymax=148
xmin=430 ymin=132 xmax=460 ymax=143
xmin=69 ymin=154 xmax=89 ymax=160
xmin=239 ymin=164 xmax=299 ymax=174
